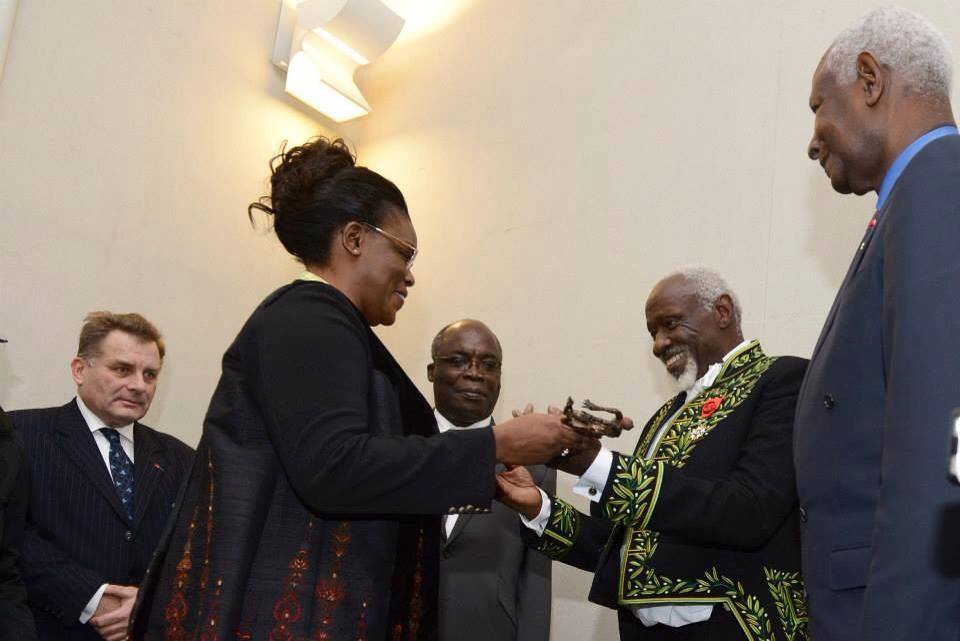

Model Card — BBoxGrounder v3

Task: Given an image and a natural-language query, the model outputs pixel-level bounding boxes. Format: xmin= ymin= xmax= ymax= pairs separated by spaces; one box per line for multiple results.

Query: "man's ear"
xmin=856 ymin=51 xmax=885 ymax=107
xmin=341 ymin=221 xmax=364 ymax=256
xmin=70 ymin=356 xmax=86 ymax=387
xmin=427 ymin=362 xmax=435 ymax=382
xmin=714 ymin=294 xmax=735 ymax=329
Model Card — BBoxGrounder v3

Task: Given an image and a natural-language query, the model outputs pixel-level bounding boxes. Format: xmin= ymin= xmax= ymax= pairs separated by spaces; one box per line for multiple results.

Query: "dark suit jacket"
xmin=534 ymin=344 xmax=808 ymax=641
xmin=795 ymin=133 xmax=960 ymax=640
xmin=9 ymin=400 xmax=193 ymax=641
xmin=439 ymin=458 xmax=554 ymax=641
xmin=0 ymin=406 xmax=37 ymax=641
xmin=131 ymin=281 xmax=497 ymax=641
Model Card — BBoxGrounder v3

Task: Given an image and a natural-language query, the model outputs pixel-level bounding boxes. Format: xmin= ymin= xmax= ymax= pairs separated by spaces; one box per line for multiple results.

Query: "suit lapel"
xmin=446 ymin=512 xmax=472 ymax=546
xmin=132 ymin=424 xmax=167 ymax=529
xmin=633 ymin=393 xmax=685 ymax=457
xmin=56 ymin=400 xmax=129 ymax=523
xmin=811 ymin=209 xmax=886 ymax=361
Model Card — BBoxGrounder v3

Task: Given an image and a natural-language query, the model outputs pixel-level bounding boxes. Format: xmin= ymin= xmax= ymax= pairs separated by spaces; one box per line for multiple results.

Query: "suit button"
xmin=442 ymin=550 xmax=451 ymax=559
xmin=799 ymin=507 xmax=808 ymax=523
xmin=124 ymin=530 xmax=134 ymax=542
xmin=823 ymin=394 xmax=836 ymax=409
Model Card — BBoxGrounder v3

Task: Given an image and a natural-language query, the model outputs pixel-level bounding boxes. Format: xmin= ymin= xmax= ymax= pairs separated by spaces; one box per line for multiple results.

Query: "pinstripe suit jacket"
xmin=10 ymin=400 xmax=193 ymax=641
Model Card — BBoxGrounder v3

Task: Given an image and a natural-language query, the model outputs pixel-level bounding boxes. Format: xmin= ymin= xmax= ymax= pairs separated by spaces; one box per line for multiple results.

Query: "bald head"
xmin=429 ymin=320 xmax=503 ymax=426
xmin=431 ymin=319 xmax=502 ymax=361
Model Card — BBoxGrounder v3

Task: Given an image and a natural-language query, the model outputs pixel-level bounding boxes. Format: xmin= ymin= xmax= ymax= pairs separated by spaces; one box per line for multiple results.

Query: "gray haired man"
xmin=499 ymin=268 xmax=808 ymax=640
xmin=797 ymin=6 xmax=960 ymax=640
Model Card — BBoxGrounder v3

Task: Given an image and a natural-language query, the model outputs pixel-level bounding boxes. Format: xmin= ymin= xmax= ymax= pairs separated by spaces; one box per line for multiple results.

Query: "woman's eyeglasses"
xmin=363 ymin=223 xmax=418 ymax=269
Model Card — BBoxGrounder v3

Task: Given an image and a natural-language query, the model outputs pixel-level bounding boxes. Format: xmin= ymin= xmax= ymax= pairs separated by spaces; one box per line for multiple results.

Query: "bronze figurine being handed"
xmin=561 ymin=397 xmax=631 ymax=438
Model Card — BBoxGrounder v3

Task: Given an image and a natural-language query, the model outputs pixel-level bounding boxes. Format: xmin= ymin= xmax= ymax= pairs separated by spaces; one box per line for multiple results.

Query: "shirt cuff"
xmin=79 ymin=583 xmax=108 ymax=623
xmin=635 ymin=603 xmax=714 ymax=627
xmin=519 ymin=487 xmax=552 ymax=536
xmin=572 ymin=447 xmax=613 ymax=502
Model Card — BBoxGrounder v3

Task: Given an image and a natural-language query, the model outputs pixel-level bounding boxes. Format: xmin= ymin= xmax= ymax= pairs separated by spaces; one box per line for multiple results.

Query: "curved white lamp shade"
xmin=272 ymin=0 xmax=404 ymax=122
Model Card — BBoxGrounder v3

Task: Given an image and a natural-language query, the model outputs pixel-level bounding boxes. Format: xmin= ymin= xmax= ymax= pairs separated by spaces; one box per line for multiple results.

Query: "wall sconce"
xmin=272 ymin=0 xmax=404 ymax=122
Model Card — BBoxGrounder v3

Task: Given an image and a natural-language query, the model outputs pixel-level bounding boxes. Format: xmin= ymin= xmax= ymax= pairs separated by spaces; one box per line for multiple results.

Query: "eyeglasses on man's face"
xmin=363 ymin=222 xmax=418 ymax=269
xmin=433 ymin=355 xmax=502 ymax=374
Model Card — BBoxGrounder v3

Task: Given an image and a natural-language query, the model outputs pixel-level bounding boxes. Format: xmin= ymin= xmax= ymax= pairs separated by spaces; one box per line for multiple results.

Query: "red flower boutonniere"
xmin=700 ymin=396 xmax=724 ymax=418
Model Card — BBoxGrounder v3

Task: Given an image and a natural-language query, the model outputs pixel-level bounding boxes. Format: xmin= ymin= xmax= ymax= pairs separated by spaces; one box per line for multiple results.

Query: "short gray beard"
xmin=673 ymin=353 xmax=699 ymax=392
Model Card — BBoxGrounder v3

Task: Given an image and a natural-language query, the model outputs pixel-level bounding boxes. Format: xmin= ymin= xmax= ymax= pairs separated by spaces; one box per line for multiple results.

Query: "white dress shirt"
xmin=434 ymin=409 xmax=492 ymax=538
xmin=523 ymin=339 xmax=754 ymax=628
xmin=74 ymin=396 xmax=135 ymax=624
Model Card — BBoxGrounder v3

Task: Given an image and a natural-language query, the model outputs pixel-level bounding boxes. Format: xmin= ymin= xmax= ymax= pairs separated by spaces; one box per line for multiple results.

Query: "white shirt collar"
xmin=434 ymin=408 xmax=492 ymax=433
xmin=75 ymin=396 xmax=135 ymax=443
xmin=683 ymin=338 xmax=755 ymax=399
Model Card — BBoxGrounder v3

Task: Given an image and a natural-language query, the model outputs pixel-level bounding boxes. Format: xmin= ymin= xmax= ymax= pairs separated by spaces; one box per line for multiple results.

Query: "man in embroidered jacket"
xmin=797 ymin=8 xmax=960 ymax=640
xmin=498 ymin=268 xmax=808 ymax=640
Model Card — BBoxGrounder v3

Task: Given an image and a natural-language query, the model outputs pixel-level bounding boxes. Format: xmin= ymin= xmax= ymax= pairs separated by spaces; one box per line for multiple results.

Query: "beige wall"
xmin=2 ymin=1 xmax=959 ymax=639
xmin=0 ymin=0 xmax=332 ymax=440
xmin=342 ymin=1 xmax=960 ymax=638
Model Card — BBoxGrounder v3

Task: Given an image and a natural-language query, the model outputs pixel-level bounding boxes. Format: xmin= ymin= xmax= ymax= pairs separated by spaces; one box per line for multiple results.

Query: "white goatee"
xmin=674 ymin=354 xmax=699 ymax=392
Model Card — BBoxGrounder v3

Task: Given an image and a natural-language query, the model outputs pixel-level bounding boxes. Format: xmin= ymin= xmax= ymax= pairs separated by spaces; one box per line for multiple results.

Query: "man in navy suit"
xmin=10 ymin=312 xmax=193 ymax=641
xmin=797 ymin=6 xmax=960 ymax=640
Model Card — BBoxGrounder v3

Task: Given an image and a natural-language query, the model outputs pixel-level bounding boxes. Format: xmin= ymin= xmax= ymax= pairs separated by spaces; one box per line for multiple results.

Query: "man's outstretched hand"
xmin=495 ymin=464 xmax=543 ymax=518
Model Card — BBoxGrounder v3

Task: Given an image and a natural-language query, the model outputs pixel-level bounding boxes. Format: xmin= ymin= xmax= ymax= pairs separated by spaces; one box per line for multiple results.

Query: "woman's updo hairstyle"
xmin=248 ymin=137 xmax=408 ymax=265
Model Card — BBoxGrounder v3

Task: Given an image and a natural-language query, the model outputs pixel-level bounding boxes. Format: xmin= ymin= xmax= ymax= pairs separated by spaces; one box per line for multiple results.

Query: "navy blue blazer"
xmin=795 ymin=134 xmax=960 ymax=640
xmin=10 ymin=400 xmax=193 ymax=641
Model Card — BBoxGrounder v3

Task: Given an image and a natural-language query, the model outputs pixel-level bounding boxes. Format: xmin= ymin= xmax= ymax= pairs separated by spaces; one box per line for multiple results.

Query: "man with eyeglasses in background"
xmin=429 ymin=319 xmax=555 ymax=641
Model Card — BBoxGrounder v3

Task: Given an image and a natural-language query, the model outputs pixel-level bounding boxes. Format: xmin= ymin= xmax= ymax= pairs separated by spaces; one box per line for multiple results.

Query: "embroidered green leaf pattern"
xmin=634 ymin=397 xmax=677 ymax=457
xmin=534 ymin=497 xmax=579 ymax=560
xmin=652 ymin=348 xmax=774 ymax=468
xmin=763 ymin=567 xmax=810 ymax=641
xmin=611 ymin=344 xmax=809 ymax=640
xmin=620 ymin=531 xmax=779 ymax=640
xmin=601 ymin=454 xmax=661 ymax=527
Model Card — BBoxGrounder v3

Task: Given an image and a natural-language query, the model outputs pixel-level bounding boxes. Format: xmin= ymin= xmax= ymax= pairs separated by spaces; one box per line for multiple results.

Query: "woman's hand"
xmin=492 ymin=412 xmax=596 ymax=466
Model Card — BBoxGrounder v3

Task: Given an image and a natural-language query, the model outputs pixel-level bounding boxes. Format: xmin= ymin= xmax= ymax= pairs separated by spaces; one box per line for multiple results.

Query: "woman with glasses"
xmin=131 ymin=137 xmax=586 ymax=641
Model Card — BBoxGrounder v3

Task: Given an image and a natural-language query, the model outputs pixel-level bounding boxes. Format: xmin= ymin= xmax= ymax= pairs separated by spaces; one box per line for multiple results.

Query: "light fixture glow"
xmin=272 ymin=0 xmax=404 ymax=122
xmin=285 ymin=51 xmax=368 ymax=122
xmin=312 ymin=27 xmax=370 ymax=66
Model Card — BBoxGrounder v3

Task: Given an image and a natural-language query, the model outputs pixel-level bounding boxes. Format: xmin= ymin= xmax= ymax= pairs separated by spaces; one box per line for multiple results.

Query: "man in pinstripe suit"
xmin=10 ymin=312 xmax=193 ymax=641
